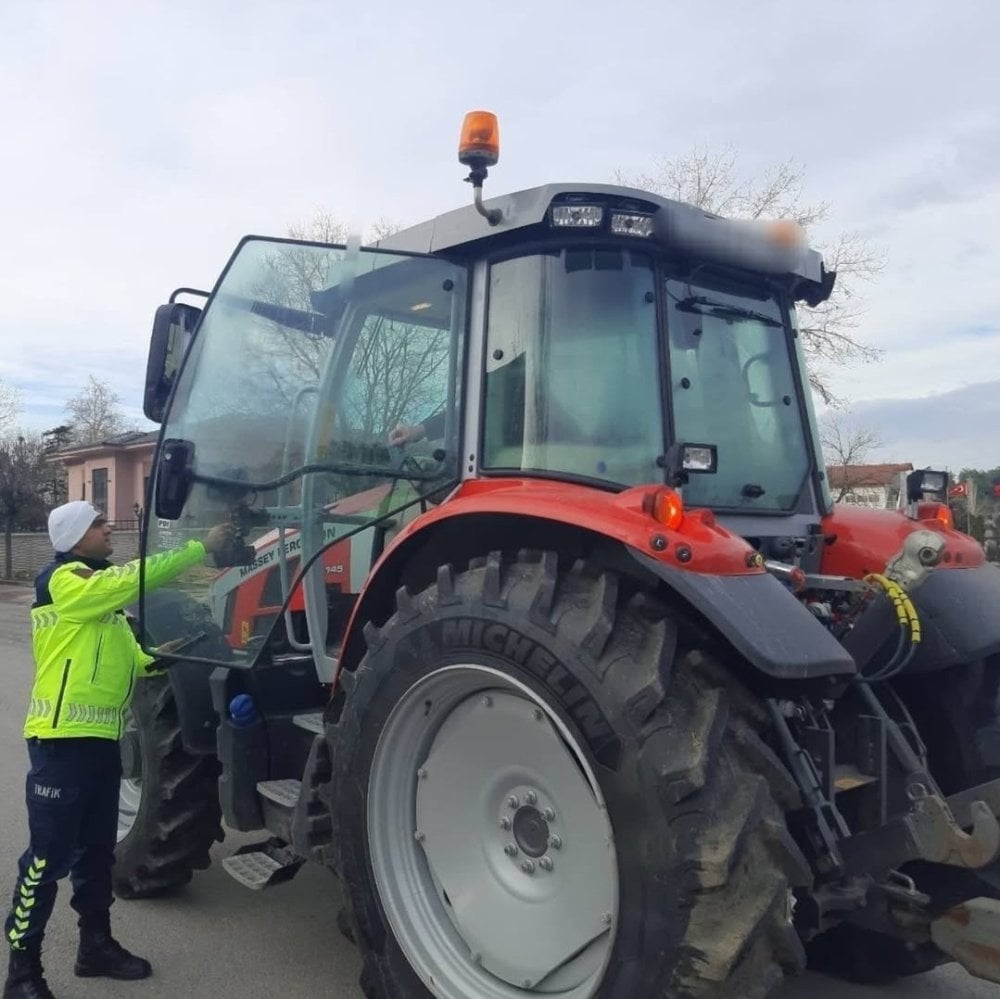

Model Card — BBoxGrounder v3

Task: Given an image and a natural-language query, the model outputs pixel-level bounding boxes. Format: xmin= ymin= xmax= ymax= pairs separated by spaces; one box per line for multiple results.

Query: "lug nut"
xmin=525 ymin=790 xmax=537 ymax=805
xmin=500 ymin=816 xmax=511 ymax=830
xmin=521 ymin=859 xmax=535 ymax=874
xmin=504 ymin=843 xmax=518 ymax=857
xmin=548 ymin=834 xmax=562 ymax=850
xmin=539 ymin=856 xmax=553 ymax=871
xmin=543 ymin=807 xmax=555 ymax=822
xmin=417 ymin=767 xmax=427 ymax=779
xmin=507 ymin=795 xmax=519 ymax=809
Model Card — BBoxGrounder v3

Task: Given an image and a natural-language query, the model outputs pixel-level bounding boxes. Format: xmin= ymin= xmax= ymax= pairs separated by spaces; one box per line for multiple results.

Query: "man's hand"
xmin=203 ymin=522 xmax=236 ymax=555
xmin=388 ymin=423 xmax=426 ymax=447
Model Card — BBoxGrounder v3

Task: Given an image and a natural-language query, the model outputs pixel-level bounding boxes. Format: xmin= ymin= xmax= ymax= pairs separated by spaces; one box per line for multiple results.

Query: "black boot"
xmin=3 ymin=944 xmax=55 ymax=999
xmin=74 ymin=923 xmax=151 ymax=981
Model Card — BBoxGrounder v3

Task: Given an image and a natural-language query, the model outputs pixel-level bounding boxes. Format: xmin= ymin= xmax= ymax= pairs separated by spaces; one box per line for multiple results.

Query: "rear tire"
xmin=326 ymin=551 xmax=809 ymax=998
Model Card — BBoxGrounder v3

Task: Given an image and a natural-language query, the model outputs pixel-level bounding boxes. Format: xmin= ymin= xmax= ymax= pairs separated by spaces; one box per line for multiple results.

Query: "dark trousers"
xmin=4 ymin=737 xmax=120 ymax=951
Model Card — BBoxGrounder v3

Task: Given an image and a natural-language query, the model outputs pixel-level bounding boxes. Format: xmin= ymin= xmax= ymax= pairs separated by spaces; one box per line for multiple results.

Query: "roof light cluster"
xmin=549 ymin=202 xmax=655 ymax=237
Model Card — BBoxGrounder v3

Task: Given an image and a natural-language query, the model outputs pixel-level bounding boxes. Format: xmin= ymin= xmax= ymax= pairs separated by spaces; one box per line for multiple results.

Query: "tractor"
xmin=119 ymin=111 xmax=1000 ymax=997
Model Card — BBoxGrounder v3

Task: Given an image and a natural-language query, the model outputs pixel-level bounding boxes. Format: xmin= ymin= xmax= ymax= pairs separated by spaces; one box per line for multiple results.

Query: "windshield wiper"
xmin=675 ymin=296 xmax=783 ymax=328
xmin=194 ymin=458 xmax=449 ymax=495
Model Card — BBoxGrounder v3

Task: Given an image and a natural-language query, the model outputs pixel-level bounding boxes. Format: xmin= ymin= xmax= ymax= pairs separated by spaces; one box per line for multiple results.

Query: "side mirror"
xmin=144 ymin=302 xmax=201 ymax=423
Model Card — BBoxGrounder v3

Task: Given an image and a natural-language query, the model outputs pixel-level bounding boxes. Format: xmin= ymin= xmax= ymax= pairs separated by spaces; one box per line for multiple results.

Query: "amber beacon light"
xmin=458 ymin=110 xmax=500 ymax=167
xmin=458 ymin=111 xmax=503 ymax=225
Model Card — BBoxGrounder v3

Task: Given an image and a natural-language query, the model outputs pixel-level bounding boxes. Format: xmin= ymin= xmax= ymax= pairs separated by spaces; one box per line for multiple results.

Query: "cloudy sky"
xmin=1 ymin=0 xmax=998 ymax=472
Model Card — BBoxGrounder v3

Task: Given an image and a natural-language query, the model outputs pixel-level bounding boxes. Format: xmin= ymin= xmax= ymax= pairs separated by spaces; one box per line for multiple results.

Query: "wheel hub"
xmin=512 ymin=805 xmax=549 ymax=858
xmin=369 ymin=666 xmax=618 ymax=998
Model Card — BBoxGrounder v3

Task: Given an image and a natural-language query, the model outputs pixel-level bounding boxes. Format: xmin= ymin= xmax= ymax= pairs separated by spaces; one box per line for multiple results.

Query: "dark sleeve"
xmin=422 ymin=408 xmax=447 ymax=440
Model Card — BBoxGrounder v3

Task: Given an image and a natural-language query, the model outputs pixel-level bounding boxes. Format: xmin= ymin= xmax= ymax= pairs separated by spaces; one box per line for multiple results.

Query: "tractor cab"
xmin=140 ymin=114 xmax=836 ymax=675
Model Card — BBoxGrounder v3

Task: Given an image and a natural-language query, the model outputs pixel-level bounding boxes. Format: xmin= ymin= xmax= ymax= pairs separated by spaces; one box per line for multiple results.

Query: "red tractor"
xmin=118 ymin=112 xmax=1000 ymax=997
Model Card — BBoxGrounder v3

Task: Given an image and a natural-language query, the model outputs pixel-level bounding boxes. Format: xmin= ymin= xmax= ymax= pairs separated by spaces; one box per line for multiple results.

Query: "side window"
xmin=483 ymin=251 xmax=662 ymax=486
xmin=339 ymin=314 xmax=453 ymax=443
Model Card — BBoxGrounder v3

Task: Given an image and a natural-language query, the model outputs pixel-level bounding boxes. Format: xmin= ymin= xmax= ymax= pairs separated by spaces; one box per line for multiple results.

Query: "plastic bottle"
xmin=229 ymin=693 xmax=258 ymax=727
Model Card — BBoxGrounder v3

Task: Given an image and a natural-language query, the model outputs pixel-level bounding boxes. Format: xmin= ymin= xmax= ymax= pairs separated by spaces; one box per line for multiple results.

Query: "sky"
xmin=1 ymin=0 xmax=998 ymax=472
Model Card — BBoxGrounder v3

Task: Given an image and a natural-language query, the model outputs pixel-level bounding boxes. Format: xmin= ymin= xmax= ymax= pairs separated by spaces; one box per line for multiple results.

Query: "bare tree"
xmin=0 ymin=379 xmax=22 ymax=433
xmin=616 ymin=146 xmax=884 ymax=403
xmin=820 ymin=413 xmax=883 ymax=501
xmin=0 ymin=431 xmax=47 ymax=579
xmin=65 ymin=375 xmax=129 ymax=444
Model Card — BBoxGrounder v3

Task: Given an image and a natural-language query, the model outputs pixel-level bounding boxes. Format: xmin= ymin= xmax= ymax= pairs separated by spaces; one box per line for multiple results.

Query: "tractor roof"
xmin=378 ymin=183 xmax=833 ymax=303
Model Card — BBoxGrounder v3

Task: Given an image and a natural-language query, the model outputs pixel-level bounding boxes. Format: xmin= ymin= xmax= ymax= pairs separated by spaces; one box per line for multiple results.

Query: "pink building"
xmin=57 ymin=431 xmax=158 ymax=526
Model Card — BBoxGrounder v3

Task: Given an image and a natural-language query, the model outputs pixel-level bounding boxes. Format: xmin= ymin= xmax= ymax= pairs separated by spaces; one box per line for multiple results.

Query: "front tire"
xmin=113 ymin=675 xmax=224 ymax=898
xmin=114 ymin=590 xmax=228 ymax=899
xmin=326 ymin=551 xmax=809 ymax=998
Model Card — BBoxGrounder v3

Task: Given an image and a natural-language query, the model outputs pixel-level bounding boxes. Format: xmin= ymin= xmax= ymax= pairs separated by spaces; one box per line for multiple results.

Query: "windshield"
xmin=483 ymin=249 xmax=664 ymax=486
xmin=143 ymin=240 xmax=466 ymax=670
xmin=665 ymin=277 xmax=809 ymax=511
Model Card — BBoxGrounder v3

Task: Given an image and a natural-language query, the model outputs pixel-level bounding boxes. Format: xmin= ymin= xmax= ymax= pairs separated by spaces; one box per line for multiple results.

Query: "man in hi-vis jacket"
xmin=3 ymin=501 xmax=232 ymax=999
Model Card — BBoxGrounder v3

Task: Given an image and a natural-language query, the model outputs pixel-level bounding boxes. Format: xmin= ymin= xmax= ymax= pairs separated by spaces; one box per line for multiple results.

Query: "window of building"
xmin=92 ymin=467 xmax=109 ymax=512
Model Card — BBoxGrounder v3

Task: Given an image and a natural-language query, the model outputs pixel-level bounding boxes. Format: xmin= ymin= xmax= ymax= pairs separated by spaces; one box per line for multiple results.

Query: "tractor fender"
xmin=626 ymin=548 xmax=856 ymax=679
xmin=336 ymin=481 xmax=857 ymax=682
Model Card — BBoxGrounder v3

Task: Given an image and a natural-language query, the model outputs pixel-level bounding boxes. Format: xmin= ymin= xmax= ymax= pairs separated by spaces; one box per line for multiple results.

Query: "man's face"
xmin=73 ymin=515 xmax=113 ymax=560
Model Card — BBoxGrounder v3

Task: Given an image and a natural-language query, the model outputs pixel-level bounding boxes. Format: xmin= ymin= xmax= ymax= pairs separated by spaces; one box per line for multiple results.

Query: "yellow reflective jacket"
xmin=25 ymin=541 xmax=206 ymax=741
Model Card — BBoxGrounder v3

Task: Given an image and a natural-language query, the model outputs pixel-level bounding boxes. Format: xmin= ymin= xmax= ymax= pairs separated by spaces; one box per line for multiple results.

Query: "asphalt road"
xmin=0 ymin=587 xmax=995 ymax=998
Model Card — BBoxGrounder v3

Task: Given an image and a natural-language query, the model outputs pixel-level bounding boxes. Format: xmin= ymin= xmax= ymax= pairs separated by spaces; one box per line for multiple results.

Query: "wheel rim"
xmin=118 ymin=710 xmax=142 ymax=842
xmin=368 ymin=664 xmax=618 ymax=999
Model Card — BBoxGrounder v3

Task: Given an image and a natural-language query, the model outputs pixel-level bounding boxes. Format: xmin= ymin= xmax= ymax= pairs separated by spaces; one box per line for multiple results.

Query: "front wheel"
xmin=326 ymin=551 xmax=809 ymax=998
xmin=113 ymin=675 xmax=224 ymax=898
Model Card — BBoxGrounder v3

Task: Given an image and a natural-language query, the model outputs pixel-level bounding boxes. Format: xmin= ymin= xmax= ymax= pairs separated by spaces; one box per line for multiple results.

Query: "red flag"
xmin=949 ymin=482 xmax=968 ymax=498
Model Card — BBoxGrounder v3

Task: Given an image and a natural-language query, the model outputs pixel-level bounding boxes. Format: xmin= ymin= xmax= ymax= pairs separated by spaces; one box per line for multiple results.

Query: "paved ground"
xmin=0 ymin=584 xmax=994 ymax=997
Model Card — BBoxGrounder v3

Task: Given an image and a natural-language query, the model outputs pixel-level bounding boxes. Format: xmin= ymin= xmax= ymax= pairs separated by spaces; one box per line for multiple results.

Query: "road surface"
xmin=0 ymin=586 xmax=993 ymax=997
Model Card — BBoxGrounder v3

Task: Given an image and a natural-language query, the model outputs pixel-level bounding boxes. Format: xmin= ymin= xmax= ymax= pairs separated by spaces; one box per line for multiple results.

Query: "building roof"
xmin=53 ymin=430 xmax=158 ymax=461
xmin=827 ymin=462 xmax=913 ymax=489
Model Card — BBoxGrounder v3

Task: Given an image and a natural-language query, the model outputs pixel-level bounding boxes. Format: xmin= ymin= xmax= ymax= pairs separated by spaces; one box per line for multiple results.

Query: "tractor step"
xmin=257 ymin=779 xmax=301 ymax=842
xmin=293 ymin=712 xmax=324 ymax=734
xmin=833 ymin=765 xmax=878 ymax=792
xmin=222 ymin=841 xmax=304 ymax=891
xmin=258 ymin=778 xmax=302 ymax=808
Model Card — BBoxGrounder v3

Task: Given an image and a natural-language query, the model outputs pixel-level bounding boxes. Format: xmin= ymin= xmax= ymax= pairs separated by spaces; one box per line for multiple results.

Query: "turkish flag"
xmin=949 ymin=482 xmax=968 ymax=497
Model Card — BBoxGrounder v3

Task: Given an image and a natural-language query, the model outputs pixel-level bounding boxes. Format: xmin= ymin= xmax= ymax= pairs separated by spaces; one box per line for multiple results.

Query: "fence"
xmin=3 ymin=532 xmax=141 ymax=582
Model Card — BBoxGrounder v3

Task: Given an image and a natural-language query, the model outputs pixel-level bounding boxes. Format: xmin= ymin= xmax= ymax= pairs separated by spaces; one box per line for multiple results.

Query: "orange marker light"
xmin=916 ymin=501 xmax=953 ymax=529
xmin=769 ymin=219 xmax=804 ymax=248
xmin=645 ymin=487 xmax=684 ymax=530
xmin=459 ymin=111 xmax=500 ymax=167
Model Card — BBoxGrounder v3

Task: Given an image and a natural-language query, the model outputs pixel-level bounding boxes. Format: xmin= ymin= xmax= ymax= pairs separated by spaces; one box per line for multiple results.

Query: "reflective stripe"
xmin=63 ymin=703 xmax=119 ymax=726
xmin=31 ymin=611 xmax=58 ymax=631
xmin=8 ymin=856 xmax=47 ymax=947
xmin=26 ymin=698 xmax=53 ymax=719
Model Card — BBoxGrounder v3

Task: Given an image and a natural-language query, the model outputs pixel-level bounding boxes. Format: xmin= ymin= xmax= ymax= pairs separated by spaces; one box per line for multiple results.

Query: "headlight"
xmin=610 ymin=213 xmax=654 ymax=237
xmin=550 ymin=205 xmax=604 ymax=228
